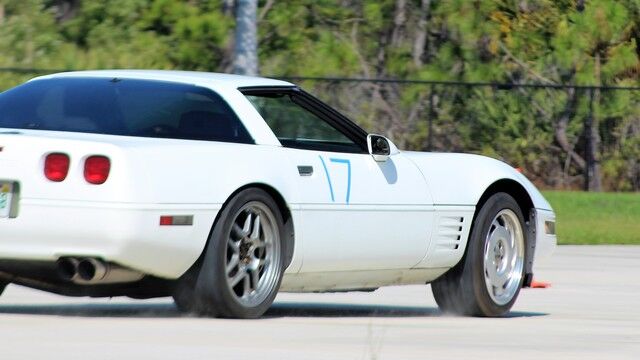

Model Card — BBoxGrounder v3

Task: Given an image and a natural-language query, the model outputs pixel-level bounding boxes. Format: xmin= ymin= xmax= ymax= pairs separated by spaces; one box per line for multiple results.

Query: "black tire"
xmin=173 ymin=188 xmax=285 ymax=318
xmin=431 ymin=192 xmax=527 ymax=317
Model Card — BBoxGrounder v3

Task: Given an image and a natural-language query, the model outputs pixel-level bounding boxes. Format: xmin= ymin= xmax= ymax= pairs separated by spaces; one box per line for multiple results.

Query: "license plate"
xmin=0 ymin=182 xmax=13 ymax=218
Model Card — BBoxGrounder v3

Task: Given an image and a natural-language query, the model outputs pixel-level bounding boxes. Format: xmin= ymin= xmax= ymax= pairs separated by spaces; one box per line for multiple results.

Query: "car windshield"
xmin=0 ymin=77 xmax=253 ymax=143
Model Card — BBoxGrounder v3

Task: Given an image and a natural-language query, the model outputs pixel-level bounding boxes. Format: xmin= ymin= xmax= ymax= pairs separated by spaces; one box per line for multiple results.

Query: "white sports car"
xmin=0 ymin=70 xmax=556 ymax=318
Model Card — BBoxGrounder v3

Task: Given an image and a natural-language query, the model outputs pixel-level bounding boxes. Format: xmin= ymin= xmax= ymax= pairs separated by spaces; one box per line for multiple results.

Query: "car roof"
xmin=33 ymin=70 xmax=294 ymax=89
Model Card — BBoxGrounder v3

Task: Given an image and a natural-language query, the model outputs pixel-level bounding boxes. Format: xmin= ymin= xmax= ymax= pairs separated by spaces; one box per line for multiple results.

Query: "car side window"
xmin=0 ymin=78 xmax=253 ymax=144
xmin=245 ymin=93 xmax=362 ymax=153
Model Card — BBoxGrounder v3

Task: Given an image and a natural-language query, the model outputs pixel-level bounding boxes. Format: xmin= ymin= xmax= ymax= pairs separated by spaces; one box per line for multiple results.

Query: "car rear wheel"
xmin=173 ymin=188 xmax=285 ymax=318
xmin=431 ymin=192 xmax=526 ymax=317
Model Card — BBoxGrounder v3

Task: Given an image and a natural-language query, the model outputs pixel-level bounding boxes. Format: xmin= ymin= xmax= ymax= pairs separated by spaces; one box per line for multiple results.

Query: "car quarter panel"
xmin=403 ymin=151 xmax=552 ymax=210
xmin=0 ymin=132 xmax=303 ymax=278
xmin=0 ymin=201 xmax=220 ymax=278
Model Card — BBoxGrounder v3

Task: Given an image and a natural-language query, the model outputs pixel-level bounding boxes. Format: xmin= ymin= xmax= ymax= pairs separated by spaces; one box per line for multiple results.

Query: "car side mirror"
xmin=367 ymin=134 xmax=391 ymax=162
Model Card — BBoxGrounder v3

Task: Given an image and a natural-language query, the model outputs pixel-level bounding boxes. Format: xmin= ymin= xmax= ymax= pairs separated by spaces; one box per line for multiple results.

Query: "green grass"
xmin=542 ymin=191 xmax=640 ymax=244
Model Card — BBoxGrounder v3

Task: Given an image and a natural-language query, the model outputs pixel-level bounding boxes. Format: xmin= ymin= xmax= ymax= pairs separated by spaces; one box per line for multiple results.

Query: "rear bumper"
xmin=534 ymin=208 xmax=557 ymax=265
xmin=0 ymin=199 xmax=220 ymax=278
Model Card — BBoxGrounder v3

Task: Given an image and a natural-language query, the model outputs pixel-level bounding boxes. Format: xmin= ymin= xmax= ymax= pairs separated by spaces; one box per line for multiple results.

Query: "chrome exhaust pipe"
xmin=77 ymin=258 xmax=108 ymax=282
xmin=56 ymin=258 xmax=79 ymax=281
xmin=57 ymin=257 xmax=144 ymax=284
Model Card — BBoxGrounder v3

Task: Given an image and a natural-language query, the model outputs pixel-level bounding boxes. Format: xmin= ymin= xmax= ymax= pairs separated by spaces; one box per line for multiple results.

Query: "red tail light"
xmin=44 ymin=153 xmax=70 ymax=182
xmin=84 ymin=156 xmax=110 ymax=185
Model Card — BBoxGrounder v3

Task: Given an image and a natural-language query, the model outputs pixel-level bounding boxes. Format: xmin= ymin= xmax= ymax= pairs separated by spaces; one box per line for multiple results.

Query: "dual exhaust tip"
xmin=57 ymin=257 xmax=108 ymax=283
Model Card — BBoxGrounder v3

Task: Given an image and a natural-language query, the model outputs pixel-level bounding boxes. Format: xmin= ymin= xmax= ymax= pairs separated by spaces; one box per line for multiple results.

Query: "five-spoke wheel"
xmin=173 ymin=188 xmax=285 ymax=318
xmin=483 ymin=209 xmax=525 ymax=306
xmin=225 ymin=202 xmax=281 ymax=308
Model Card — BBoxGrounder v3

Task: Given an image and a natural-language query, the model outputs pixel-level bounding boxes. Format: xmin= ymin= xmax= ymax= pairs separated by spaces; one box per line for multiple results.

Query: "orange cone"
xmin=530 ymin=280 xmax=551 ymax=288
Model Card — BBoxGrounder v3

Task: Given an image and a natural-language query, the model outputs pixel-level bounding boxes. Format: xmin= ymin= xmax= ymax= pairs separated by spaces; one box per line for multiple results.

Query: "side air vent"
xmin=435 ymin=215 xmax=466 ymax=250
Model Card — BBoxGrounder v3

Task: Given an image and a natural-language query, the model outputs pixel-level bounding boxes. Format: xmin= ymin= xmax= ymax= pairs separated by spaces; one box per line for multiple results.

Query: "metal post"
xmin=233 ymin=0 xmax=258 ymax=76
xmin=584 ymin=88 xmax=595 ymax=191
xmin=427 ymin=84 xmax=435 ymax=152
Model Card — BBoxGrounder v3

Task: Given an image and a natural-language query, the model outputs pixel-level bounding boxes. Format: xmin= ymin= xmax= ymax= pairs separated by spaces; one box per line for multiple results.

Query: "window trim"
xmin=239 ymin=86 xmax=369 ymax=153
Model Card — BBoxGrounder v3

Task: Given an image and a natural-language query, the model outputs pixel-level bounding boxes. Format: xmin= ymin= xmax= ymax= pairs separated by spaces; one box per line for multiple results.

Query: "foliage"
xmin=0 ymin=0 xmax=638 ymax=190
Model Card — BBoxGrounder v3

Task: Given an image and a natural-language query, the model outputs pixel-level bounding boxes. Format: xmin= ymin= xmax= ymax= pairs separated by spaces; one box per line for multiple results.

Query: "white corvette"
xmin=0 ymin=70 xmax=556 ymax=318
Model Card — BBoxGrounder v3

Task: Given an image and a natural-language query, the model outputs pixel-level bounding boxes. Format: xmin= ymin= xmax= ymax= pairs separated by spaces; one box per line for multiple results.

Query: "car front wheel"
xmin=431 ymin=192 xmax=527 ymax=317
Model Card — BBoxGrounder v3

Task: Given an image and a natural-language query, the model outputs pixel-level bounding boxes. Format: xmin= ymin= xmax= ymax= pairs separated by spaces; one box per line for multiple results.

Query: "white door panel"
xmin=300 ymin=206 xmax=433 ymax=272
xmin=286 ymin=149 xmax=434 ymax=272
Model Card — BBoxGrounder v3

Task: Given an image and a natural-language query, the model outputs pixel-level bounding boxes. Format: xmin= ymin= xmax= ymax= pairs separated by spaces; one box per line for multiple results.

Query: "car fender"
xmin=402 ymin=151 xmax=552 ymax=211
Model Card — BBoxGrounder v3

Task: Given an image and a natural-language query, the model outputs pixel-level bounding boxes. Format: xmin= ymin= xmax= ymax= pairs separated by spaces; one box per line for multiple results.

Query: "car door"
xmin=242 ymin=88 xmax=434 ymax=272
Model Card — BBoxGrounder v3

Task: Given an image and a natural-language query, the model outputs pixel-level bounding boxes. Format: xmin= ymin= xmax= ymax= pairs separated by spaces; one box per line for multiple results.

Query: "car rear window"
xmin=0 ymin=77 xmax=253 ymax=143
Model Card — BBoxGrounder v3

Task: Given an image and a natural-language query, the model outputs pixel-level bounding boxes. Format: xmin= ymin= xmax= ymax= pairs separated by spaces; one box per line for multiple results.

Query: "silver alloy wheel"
xmin=483 ymin=209 xmax=525 ymax=306
xmin=225 ymin=201 xmax=281 ymax=307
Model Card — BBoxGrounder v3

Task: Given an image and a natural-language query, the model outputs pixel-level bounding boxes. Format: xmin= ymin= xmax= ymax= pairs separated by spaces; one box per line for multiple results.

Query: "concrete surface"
xmin=0 ymin=245 xmax=638 ymax=359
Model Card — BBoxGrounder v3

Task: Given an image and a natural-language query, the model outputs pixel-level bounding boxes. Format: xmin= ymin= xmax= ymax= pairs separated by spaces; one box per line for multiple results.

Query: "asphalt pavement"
xmin=0 ymin=245 xmax=638 ymax=359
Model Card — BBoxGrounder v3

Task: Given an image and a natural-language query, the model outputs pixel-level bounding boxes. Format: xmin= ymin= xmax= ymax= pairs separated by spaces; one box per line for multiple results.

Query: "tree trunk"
xmin=223 ymin=0 xmax=235 ymax=16
xmin=233 ymin=0 xmax=259 ymax=76
xmin=554 ymin=87 xmax=586 ymax=170
xmin=586 ymin=54 xmax=603 ymax=192
xmin=53 ymin=0 xmax=80 ymax=23
xmin=412 ymin=0 xmax=431 ymax=67
xmin=391 ymin=0 xmax=407 ymax=46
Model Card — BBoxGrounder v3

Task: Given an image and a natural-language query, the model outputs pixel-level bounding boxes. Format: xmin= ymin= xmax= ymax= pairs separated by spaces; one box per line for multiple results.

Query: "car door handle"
xmin=297 ymin=166 xmax=313 ymax=176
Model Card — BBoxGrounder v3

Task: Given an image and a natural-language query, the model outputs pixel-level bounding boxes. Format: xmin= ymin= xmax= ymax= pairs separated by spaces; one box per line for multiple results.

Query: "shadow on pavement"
xmin=266 ymin=303 xmax=440 ymax=318
xmin=0 ymin=303 xmax=181 ymax=318
xmin=267 ymin=303 xmax=547 ymax=318
xmin=0 ymin=301 xmax=548 ymax=318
